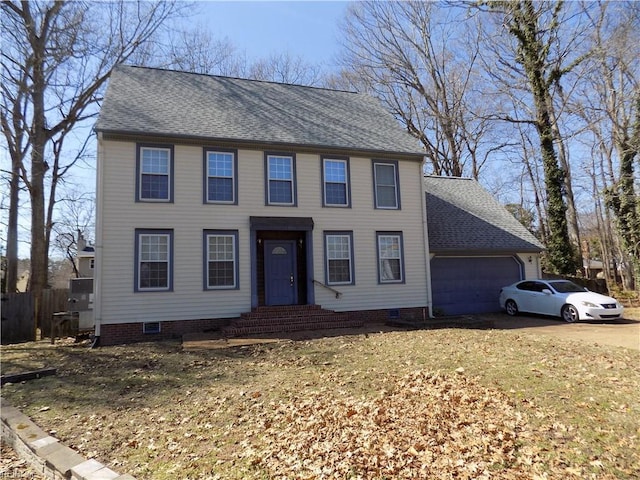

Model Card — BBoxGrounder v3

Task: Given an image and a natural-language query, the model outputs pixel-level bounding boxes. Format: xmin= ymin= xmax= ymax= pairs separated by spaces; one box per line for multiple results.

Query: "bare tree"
xmin=339 ymin=1 xmax=504 ymax=178
xmin=477 ymin=0 xmax=587 ymax=275
xmin=570 ymin=1 xmax=640 ymax=290
xmin=135 ymin=22 xmax=248 ymax=77
xmin=51 ymin=186 xmax=95 ymax=278
xmin=1 ymin=130 xmax=22 ymax=293
xmin=161 ymin=28 xmax=323 ymax=85
xmin=248 ymin=52 xmax=324 ymax=86
xmin=595 ymin=4 xmax=639 ymax=291
xmin=516 ymin=123 xmax=549 ymax=245
xmin=1 ymin=45 xmax=30 ymax=293
xmin=167 ymin=26 xmax=243 ymax=76
xmin=586 ymin=147 xmax=617 ymax=283
xmin=505 ymin=203 xmax=537 ymax=234
xmin=1 ymin=0 xmax=183 ymax=314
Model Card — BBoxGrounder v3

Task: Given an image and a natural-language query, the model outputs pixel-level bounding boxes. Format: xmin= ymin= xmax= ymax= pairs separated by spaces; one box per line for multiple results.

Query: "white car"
xmin=499 ymin=279 xmax=624 ymax=322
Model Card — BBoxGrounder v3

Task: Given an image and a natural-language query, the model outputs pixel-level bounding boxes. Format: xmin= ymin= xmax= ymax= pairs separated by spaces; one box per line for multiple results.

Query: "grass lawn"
xmin=2 ymin=312 xmax=639 ymax=479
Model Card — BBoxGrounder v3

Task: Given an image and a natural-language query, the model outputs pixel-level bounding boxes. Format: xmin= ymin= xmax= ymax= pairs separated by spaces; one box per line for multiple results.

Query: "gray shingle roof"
xmin=424 ymin=176 xmax=544 ymax=253
xmin=95 ymin=65 xmax=423 ymax=156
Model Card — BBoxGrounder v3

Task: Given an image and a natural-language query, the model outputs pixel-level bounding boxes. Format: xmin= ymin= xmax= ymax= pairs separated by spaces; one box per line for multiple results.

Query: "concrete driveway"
xmin=489 ymin=314 xmax=640 ymax=350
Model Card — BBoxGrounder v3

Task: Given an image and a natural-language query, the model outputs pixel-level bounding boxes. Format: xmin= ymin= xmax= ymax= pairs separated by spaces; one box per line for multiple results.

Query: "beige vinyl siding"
xmin=311 ymin=157 xmax=428 ymax=311
xmin=97 ymin=140 xmax=428 ymax=325
xmin=99 ymin=142 xmax=251 ymax=325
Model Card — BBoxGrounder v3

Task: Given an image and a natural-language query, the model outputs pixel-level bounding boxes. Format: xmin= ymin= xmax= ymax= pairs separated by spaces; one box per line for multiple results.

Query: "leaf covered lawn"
xmin=1 ymin=325 xmax=639 ymax=479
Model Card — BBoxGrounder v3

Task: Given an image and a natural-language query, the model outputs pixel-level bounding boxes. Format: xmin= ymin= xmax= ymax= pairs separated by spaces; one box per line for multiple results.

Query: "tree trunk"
xmin=5 ymin=155 xmax=20 ymax=293
xmin=605 ymin=145 xmax=640 ymax=291
xmin=522 ymin=142 xmax=547 ymax=244
xmin=548 ymin=103 xmax=582 ymax=269
xmin=605 ymin=93 xmax=640 ymax=291
xmin=508 ymin=0 xmax=578 ymax=275
xmin=26 ymin=3 xmax=52 ymax=322
xmin=536 ymin=109 xmax=576 ymax=274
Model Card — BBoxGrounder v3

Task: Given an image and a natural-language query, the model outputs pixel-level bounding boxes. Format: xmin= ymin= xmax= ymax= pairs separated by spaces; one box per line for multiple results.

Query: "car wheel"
xmin=505 ymin=300 xmax=518 ymax=316
xmin=561 ymin=304 xmax=579 ymax=323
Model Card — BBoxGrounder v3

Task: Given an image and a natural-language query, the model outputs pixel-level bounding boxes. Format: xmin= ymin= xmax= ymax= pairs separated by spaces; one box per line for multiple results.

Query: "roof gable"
xmin=424 ymin=176 xmax=544 ymax=253
xmin=96 ymin=65 xmax=422 ymax=157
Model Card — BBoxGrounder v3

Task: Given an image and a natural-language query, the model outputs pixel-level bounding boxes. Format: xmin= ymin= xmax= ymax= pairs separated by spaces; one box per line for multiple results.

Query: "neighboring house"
xmin=582 ymin=254 xmax=616 ymax=280
xmin=424 ymin=176 xmax=544 ymax=315
xmin=583 ymin=259 xmax=605 ymax=279
xmin=93 ymin=65 xmax=430 ymax=345
xmin=72 ymin=232 xmax=95 ymax=331
xmin=76 ymin=232 xmax=95 ymax=279
xmin=16 ymin=269 xmax=30 ymax=293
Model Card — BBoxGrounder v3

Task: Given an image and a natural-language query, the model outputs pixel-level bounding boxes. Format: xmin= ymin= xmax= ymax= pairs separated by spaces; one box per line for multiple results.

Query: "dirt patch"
xmin=487 ymin=313 xmax=640 ymax=350
xmin=182 ymin=334 xmax=282 ymax=350
xmin=2 ymin=324 xmax=639 ymax=479
xmin=182 ymin=324 xmax=399 ymax=351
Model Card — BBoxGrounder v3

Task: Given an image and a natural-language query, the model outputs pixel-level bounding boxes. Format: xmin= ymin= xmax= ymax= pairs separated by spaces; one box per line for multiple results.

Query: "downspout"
xmin=92 ymin=132 xmax=105 ymax=347
xmin=420 ymin=163 xmax=434 ymax=319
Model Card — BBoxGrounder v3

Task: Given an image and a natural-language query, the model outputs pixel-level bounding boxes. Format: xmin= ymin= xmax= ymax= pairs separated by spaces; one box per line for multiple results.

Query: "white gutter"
xmin=420 ymin=163 xmax=434 ymax=318
xmin=93 ymin=132 xmax=105 ymax=339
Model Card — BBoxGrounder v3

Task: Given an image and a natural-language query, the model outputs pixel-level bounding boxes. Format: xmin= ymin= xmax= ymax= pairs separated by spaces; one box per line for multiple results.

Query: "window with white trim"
xmin=205 ymin=149 xmax=237 ymax=204
xmin=266 ymin=154 xmax=296 ymax=205
xmin=204 ymin=231 xmax=238 ymax=289
xmin=322 ymin=157 xmax=350 ymax=207
xmin=373 ymin=161 xmax=400 ymax=209
xmin=137 ymin=145 xmax=173 ymax=201
xmin=376 ymin=232 xmax=404 ymax=283
xmin=324 ymin=232 xmax=354 ymax=285
xmin=135 ymin=230 xmax=172 ymax=291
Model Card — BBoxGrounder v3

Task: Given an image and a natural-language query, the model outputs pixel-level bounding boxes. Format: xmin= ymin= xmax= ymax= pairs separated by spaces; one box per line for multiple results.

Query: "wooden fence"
xmin=1 ymin=292 xmax=34 ymax=344
xmin=1 ymin=289 xmax=70 ymax=344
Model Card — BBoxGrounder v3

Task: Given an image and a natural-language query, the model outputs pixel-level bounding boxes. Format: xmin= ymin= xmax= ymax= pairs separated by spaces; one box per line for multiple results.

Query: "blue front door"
xmin=264 ymin=240 xmax=297 ymax=306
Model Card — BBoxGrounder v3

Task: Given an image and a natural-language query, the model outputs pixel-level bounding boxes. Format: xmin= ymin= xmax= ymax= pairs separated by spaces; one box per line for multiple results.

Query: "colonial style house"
xmin=93 ymin=65 xmax=432 ymax=345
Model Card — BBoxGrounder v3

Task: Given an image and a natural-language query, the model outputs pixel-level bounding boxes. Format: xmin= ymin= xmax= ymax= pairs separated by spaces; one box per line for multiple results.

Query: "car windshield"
xmin=549 ymin=281 xmax=586 ymax=293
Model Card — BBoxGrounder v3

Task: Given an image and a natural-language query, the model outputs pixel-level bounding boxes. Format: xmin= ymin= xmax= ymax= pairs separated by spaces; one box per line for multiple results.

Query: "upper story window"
xmin=373 ymin=160 xmax=400 ymax=209
xmin=137 ymin=145 xmax=173 ymax=202
xmin=265 ymin=153 xmax=296 ymax=206
xmin=322 ymin=156 xmax=351 ymax=207
xmin=204 ymin=148 xmax=237 ymax=204
xmin=135 ymin=229 xmax=173 ymax=292
xmin=204 ymin=230 xmax=239 ymax=289
xmin=324 ymin=231 xmax=354 ymax=285
xmin=376 ymin=232 xmax=404 ymax=284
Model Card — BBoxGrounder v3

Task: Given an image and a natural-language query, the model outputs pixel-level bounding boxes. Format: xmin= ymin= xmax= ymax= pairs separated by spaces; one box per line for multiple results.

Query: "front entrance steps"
xmin=221 ymin=304 xmax=364 ymax=337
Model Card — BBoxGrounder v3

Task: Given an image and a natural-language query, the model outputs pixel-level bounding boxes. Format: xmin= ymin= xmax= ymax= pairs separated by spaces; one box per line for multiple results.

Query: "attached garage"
xmin=424 ymin=176 xmax=545 ymax=317
xmin=430 ymin=256 xmax=523 ymax=316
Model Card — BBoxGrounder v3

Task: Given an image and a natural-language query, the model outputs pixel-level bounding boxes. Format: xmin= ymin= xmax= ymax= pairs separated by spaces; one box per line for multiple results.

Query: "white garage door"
xmin=431 ymin=256 xmax=523 ymax=316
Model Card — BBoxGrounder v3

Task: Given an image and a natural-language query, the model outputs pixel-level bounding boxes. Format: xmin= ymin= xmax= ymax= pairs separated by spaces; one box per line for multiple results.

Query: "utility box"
xmin=69 ymin=278 xmax=94 ymax=331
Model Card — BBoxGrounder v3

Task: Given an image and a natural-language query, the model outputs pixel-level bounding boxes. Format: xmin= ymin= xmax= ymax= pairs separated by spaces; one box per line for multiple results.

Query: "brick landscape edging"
xmin=0 ymin=397 xmax=135 ymax=480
